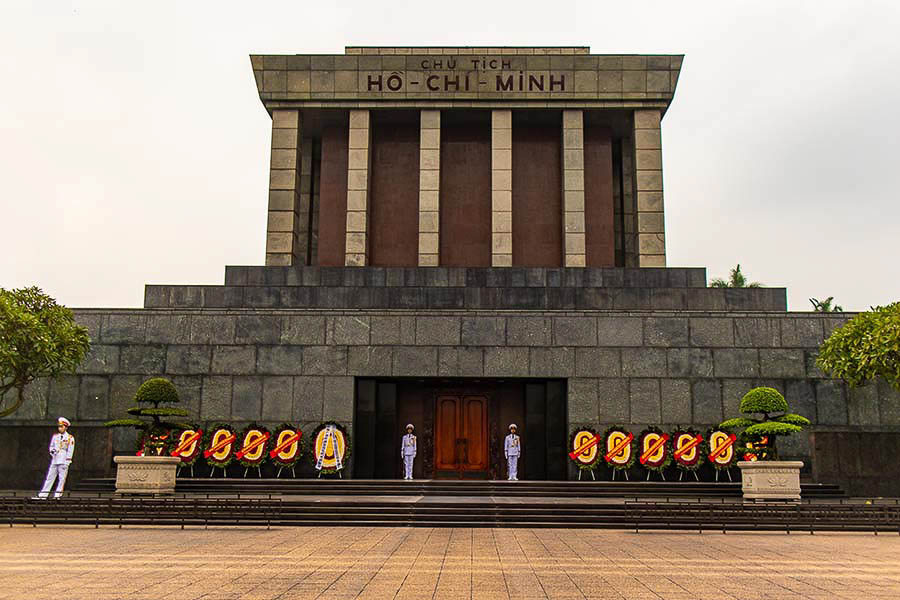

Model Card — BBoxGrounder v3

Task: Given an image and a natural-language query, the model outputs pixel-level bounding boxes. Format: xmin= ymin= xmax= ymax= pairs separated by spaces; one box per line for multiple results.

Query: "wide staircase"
xmin=13 ymin=477 xmax=887 ymax=532
xmin=73 ymin=477 xmax=845 ymax=499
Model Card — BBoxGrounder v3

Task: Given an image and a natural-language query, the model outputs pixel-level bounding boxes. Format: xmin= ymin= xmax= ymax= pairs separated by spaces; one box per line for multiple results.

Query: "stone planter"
xmin=113 ymin=455 xmax=181 ymax=494
xmin=737 ymin=460 xmax=803 ymax=501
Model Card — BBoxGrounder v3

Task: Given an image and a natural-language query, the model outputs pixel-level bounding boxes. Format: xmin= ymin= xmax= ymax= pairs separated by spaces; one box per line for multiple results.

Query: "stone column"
xmin=345 ymin=110 xmax=371 ymax=266
xmin=562 ymin=110 xmax=586 ymax=267
xmin=418 ymin=110 xmax=440 ymax=266
xmin=491 ymin=109 xmax=512 ymax=267
xmin=296 ymin=137 xmax=313 ymax=265
xmin=621 ymin=135 xmax=637 ymax=267
xmin=634 ymin=109 xmax=666 ymax=266
xmin=266 ymin=109 xmax=303 ymax=266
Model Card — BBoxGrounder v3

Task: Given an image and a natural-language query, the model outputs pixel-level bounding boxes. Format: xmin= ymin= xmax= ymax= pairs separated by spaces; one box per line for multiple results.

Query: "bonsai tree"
xmin=105 ymin=377 xmax=191 ymax=455
xmin=719 ymin=387 xmax=810 ymax=460
xmin=817 ymin=302 xmax=900 ymax=392
xmin=0 ymin=287 xmax=90 ymax=417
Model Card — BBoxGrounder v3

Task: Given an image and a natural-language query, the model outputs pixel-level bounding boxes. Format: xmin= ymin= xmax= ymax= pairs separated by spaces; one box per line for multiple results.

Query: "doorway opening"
xmin=354 ymin=378 xmax=567 ymax=480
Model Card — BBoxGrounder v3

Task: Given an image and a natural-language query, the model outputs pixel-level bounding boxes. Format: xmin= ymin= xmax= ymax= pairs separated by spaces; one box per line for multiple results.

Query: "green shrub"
xmin=817 ymin=302 xmax=900 ymax=391
xmin=104 ymin=377 xmax=191 ymax=455
xmin=134 ymin=378 xmax=180 ymax=405
xmin=719 ymin=386 xmax=809 ymax=461
xmin=739 ymin=387 xmax=788 ymax=415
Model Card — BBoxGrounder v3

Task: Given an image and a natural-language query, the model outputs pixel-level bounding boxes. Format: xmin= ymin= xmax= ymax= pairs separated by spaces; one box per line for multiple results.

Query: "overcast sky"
xmin=1 ymin=1 xmax=898 ymax=311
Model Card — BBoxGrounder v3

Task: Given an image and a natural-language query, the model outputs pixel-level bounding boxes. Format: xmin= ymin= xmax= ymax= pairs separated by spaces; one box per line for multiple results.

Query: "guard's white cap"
xmin=509 ymin=423 xmax=517 ymax=430
xmin=406 ymin=423 xmax=414 ymax=430
xmin=58 ymin=417 xmax=70 ymax=427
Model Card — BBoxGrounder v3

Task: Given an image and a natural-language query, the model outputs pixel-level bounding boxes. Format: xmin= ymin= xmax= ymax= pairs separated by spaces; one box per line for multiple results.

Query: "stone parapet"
xmin=144 ymin=285 xmax=786 ymax=312
xmin=223 ymin=266 xmax=707 ymax=288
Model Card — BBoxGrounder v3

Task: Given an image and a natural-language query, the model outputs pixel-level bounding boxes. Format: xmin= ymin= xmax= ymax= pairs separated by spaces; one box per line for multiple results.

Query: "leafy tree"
xmin=817 ymin=302 xmax=900 ymax=392
xmin=105 ymin=378 xmax=191 ymax=455
xmin=709 ymin=264 xmax=761 ymax=288
xmin=810 ymin=297 xmax=843 ymax=312
xmin=0 ymin=287 xmax=91 ymax=418
xmin=720 ymin=387 xmax=809 ymax=460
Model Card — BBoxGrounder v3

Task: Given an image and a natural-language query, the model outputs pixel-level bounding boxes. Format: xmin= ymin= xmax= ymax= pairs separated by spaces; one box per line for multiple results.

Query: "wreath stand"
xmin=611 ymin=468 xmax=629 ymax=481
xmin=176 ymin=463 xmax=195 ymax=478
xmin=276 ymin=466 xmax=297 ymax=478
xmin=208 ymin=467 xmax=227 ymax=478
xmin=317 ymin=468 xmax=343 ymax=479
xmin=243 ymin=466 xmax=263 ymax=478
xmin=577 ymin=469 xmax=596 ymax=481
xmin=715 ymin=468 xmax=734 ymax=482
xmin=645 ymin=469 xmax=666 ymax=481
xmin=678 ymin=470 xmax=701 ymax=482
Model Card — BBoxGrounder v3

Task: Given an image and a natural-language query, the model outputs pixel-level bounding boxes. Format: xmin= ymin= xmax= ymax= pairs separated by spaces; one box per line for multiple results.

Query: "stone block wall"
xmin=3 ymin=306 xmax=898 ymax=492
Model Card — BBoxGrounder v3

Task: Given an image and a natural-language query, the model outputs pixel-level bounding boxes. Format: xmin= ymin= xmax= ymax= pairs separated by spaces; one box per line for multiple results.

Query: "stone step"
xmin=74 ymin=478 xmax=845 ymax=498
xmin=223 ymin=266 xmax=709 ymax=289
xmin=144 ymin=284 xmax=787 ymax=311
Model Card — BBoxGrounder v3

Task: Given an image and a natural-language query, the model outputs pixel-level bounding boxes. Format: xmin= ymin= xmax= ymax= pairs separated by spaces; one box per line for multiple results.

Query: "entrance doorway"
xmin=434 ymin=395 xmax=489 ymax=479
xmin=354 ymin=378 xmax=567 ymax=480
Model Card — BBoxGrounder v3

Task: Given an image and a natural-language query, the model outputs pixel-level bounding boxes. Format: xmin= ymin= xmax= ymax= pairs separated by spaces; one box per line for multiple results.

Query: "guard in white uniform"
xmin=504 ymin=423 xmax=521 ymax=481
xmin=401 ymin=424 xmax=417 ymax=480
xmin=35 ymin=417 xmax=75 ymax=499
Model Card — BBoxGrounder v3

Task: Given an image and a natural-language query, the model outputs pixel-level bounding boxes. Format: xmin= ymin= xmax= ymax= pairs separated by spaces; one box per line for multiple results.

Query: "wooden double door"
xmin=434 ymin=395 xmax=488 ymax=478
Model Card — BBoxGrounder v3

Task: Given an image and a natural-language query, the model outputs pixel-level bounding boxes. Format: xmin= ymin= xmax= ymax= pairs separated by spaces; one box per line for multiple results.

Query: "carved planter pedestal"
xmin=737 ymin=460 xmax=803 ymax=501
xmin=113 ymin=455 xmax=180 ymax=494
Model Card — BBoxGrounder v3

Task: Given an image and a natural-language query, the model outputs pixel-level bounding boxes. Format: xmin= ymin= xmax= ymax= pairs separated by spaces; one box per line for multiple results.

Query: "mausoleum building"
xmin=3 ymin=47 xmax=898 ymax=493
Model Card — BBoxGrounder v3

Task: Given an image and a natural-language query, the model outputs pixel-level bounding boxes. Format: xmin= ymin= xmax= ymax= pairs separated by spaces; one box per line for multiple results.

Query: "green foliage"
xmin=134 ymin=377 xmax=180 ymax=405
xmin=719 ymin=386 xmax=808 ymax=461
xmin=739 ymin=387 xmax=788 ymax=415
xmin=775 ymin=413 xmax=811 ymax=427
xmin=104 ymin=418 xmax=145 ymax=428
xmin=709 ymin=264 xmax=761 ymax=288
xmin=138 ymin=407 xmax=190 ymax=417
xmin=745 ymin=422 xmax=804 ymax=437
xmin=816 ymin=302 xmax=900 ymax=392
xmin=720 ymin=417 xmax=755 ymax=429
xmin=810 ymin=297 xmax=843 ymax=312
xmin=0 ymin=287 xmax=91 ymax=418
xmin=105 ymin=377 xmax=193 ymax=435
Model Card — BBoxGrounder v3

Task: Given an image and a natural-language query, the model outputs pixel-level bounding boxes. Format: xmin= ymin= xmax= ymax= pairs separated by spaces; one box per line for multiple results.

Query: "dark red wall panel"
xmin=316 ymin=125 xmax=349 ymax=266
xmin=512 ymin=119 xmax=562 ymax=266
xmin=584 ymin=126 xmax=615 ymax=267
xmin=440 ymin=123 xmax=492 ymax=266
xmin=369 ymin=114 xmax=420 ymax=266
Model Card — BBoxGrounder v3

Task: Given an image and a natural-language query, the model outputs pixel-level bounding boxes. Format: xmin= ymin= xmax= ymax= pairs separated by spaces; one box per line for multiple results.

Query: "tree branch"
xmin=0 ymin=387 xmax=26 ymax=419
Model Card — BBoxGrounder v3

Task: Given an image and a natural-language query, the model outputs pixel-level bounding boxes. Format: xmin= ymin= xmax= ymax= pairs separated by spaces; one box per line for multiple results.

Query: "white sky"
xmin=1 ymin=0 xmax=898 ymax=311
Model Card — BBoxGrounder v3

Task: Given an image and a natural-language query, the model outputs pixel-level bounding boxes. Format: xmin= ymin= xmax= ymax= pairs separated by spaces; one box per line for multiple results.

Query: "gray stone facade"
xmin=4 ymin=290 xmax=896 ymax=488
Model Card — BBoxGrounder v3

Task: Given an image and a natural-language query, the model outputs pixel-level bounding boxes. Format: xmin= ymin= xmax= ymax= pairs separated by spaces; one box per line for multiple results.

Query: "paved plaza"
xmin=0 ymin=526 xmax=898 ymax=599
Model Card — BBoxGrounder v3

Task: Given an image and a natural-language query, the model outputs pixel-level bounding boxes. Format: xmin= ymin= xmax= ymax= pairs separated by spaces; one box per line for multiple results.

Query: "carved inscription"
xmin=364 ymin=57 xmax=566 ymax=94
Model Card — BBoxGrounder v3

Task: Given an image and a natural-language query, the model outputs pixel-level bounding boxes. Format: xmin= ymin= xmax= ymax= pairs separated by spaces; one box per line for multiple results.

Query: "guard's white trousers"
xmin=39 ymin=463 xmax=69 ymax=498
xmin=403 ymin=455 xmax=415 ymax=479
xmin=507 ymin=456 xmax=518 ymax=480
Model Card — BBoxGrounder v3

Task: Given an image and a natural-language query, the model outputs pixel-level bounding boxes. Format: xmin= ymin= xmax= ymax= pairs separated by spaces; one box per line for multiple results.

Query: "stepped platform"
xmin=5 ymin=479 xmax=895 ymax=532
xmin=143 ymin=266 xmax=788 ymax=311
xmin=73 ymin=477 xmax=846 ymax=499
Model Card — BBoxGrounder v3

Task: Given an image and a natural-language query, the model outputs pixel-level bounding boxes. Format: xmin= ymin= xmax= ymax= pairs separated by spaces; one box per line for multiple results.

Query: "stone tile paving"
xmin=0 ymin=526 xmax=897 ymax=599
